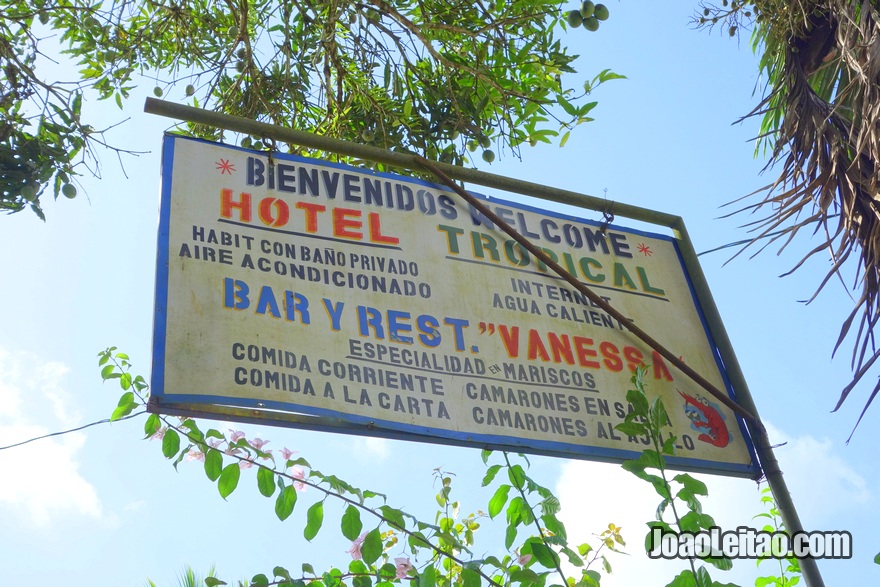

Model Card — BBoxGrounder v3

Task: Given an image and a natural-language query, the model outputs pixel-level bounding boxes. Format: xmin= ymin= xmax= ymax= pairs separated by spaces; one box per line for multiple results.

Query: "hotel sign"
xmin=151 ymin=135 xmax=758 ymax=477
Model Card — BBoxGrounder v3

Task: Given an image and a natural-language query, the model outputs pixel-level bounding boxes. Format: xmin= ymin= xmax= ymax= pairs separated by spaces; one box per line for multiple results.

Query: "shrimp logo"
xmin=678 ymin=391 xmax=730 ymax=448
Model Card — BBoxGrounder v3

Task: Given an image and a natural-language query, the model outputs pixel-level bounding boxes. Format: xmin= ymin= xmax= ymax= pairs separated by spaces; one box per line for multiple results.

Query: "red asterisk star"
xmin=637 ymin=243 xmax=653 ymax=256
xmin=215 ymin=159 xmax=235 ymax=174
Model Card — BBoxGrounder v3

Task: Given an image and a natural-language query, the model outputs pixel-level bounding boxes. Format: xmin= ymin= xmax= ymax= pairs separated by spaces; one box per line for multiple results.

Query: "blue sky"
xmin=0 ymin=2 xmax=876 ymax=585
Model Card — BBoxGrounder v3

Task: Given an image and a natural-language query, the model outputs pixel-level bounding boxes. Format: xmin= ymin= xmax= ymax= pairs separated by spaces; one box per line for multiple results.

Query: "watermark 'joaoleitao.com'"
xmin=649 ymin=527 xmax=852 ymax=560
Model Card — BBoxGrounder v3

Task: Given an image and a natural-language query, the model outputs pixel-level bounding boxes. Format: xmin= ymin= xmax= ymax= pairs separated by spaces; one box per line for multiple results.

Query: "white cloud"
xmin=763 ymin=423 xmax=869 ymax=525
xmin=352 ymin=436 xmax=391 ymax=460
xmin=0 ymin=349 xmax=107 ymax=526
xmin=556 ymin=460 xmax=766 ymax=586
xmin=554 ymin=421 xmax=870 ymax=586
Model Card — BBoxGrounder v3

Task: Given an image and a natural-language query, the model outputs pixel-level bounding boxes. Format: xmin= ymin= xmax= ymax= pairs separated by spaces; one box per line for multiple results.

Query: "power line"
xmin=0 ymin=411 xmax=144 ymax=451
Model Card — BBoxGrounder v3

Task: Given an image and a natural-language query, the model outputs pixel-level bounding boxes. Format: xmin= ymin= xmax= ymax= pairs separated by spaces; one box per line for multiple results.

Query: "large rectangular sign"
xmin=151 ymin=135 xmax=758 ymax=476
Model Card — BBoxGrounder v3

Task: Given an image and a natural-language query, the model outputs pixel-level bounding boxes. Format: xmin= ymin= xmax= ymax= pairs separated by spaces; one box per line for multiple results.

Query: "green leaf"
xmin=218 ymin=463 xmax=241 ymax=499
xmin=111 ymin=399 xmax=136 ymax=421
xmin=275 ymin=485 xmax=297 ymax=521
xmin=257 ymin=466 xmax=276 ymax=497
xmin=205 ymin=579 xmax=226 ymax=587
xmin=418 ymin=566 xmax=435 ymax=587
xmin=481 ymin=464 xmax=502 ymax=486
xmin=505 ymin=522 xmax=518 ymax=549
xmin=341 ymin=505 xmax=363 ymax=540
xmin=274 ymin=567 xmax=292 ymax=580
xmin=695 ymin=566 xmax=712 ymax=587
xmin=615 ymin=421 xmax=647 ymax=437
xmin=461 ymin=568 xmax=480 ymax=587
xmin=480 ymin=449 xmax=492 ymax=464
xmin=674 ymin=474 xmax=708 ymax=496
xmin=560 ymin=545 xmax=583 ymax=567
xmin=875 ymin=551 xmax=880 ymax=564
xmin=666 ymin=570 xmax=696 ymax=587
xmin=702 ymin=554 xmax=733 ymax=571
xmin=557 ymin=96 xmax=577 ymax=116
xmin=251 ymin=574 xmax=269 ymax=586
xmin=379 ymin=505 xmax=405 ymax=529
xmin=204 ymin=448 xmax=223 ymax=481
xmin=304 ymin=501 xmax=324 ymax=541
xmin=302 ymin=563 xmax=315 ymax=576
xmin=488 ymin=484 xmax=511 ymax=519
xmin=143 ymin=413 xmax=161 ymax=438
xmin=542 ymin=513 xmax=567 ymax=541
xmin=529 ymin=541 xmax=560 ymax=569
xmin=375 ymin=564 xmax=395 ymax=582
xmin=361 ymin=528 xmax=383 ymax=564
xmin=652 ymin=396 xmax=669 ymax=428
xmin=101 ymin=364 xmax=115 ymax=380
xmin=626 ymin=387 xmax=650 ymax=417
xmin=161 ymin=429 xmax=180 ymax=458
xmin=507 ymin=464 xmax=527 ymax=489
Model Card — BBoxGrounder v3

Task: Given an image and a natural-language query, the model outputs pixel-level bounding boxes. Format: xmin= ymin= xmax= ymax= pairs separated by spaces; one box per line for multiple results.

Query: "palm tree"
xmin=698 ymin=1 xmax=880 ymax=435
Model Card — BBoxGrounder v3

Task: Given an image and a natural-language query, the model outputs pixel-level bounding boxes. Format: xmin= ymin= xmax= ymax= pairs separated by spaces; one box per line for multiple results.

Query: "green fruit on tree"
xmin=439 ymin=151 xmax=453 ymax=164
xmin=235 ymin=60 xmax=245 ymax=73
xmin=62 ymin=183 xmax=77 ymax=199
xmin=467 ymin=140 xmax=478 ymax=152
xmin=479 ymin=135 xmax=491 ymax=149
xmin=21 ymin=185 xmax=37 ymax=201
xmin=38 ymin=10 xmax=49 ymax=25
xmin=227 ymin=25 xmax=239 ymax=38
xmin=567 ymin=10 xmax=583 ymax=27
xmin=153 ymin=86 xmax=163 ymax=97
xmin=361 ymin=129 xmax=375 ymax=142
xmin=236 ymin=47 xmax=247 ymax=59
xmin=580 ymin=1 xmax=595 ymax=18
xmin=482 ymin=149 xmax=495 ymax=163
xmin=594 ymin=4 xmax=609 ymax=20
xmin=584 ymin=16 xmax=600 ymax=31
xmin=185 ymin=84 xmax=195 ymax=96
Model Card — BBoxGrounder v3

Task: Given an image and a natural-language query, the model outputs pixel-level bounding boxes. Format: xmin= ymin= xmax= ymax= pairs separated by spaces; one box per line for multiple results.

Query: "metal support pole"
xmin=672 ymin=220 xmax=824 ymax=587
xmin=144 ymin=98 xmax=824 ymax=586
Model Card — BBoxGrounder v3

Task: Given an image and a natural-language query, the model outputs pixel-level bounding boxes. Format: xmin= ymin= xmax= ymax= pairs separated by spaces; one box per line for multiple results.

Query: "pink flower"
xmin=228 ymin=429 xmax=245 ymax=443
xmin=150 ymin=427 xmax=166 ymax=441
xmin=185 ymin=448 xmax=205 ymax=462
xmin=260 ymin=448 xmax=273 ymax=460
xmin=291 ymin=465 xmax=307 ymax=492
xmin=224 ymin=446 xmax=242 ymax=456
xmin=347 ymin=533 xmax=367 ymax=560
xmin=208 ymin=438 xmax=223 ymax=449
xmin=517 ymin=553 xmax=532 ymax=566
xmin=280 ymin=447 xmax=297 ymax=461
xmin=394 ymin=557 xmax=413 ymax=579
xmin=239 ymin=460 xmax=253 ymax=470
xmin=250 ymin=437 xmax=269 ymax=451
